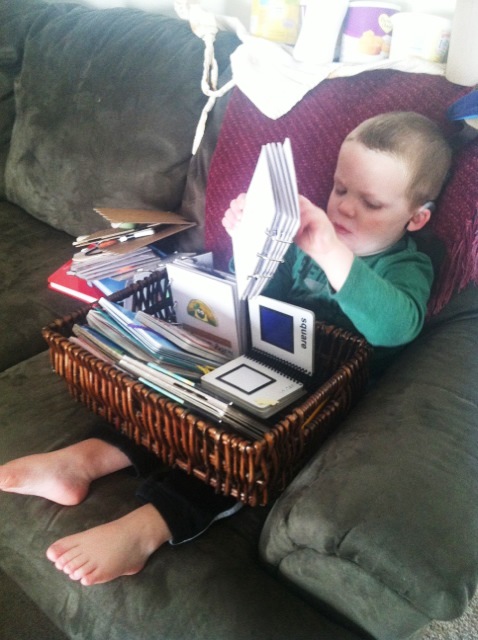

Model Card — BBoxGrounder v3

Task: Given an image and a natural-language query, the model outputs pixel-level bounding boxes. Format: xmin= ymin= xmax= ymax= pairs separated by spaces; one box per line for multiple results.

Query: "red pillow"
xmin=205 ymin=70 xmax=474 ymax=313
xmin=429 ymin=138 xmax=478 ymax=314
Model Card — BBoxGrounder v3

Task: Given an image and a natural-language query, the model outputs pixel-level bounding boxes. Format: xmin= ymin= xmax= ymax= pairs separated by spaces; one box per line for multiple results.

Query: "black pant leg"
xmin=88 ymin=421 xmax=167 ymax=477
xmin=137 ymin=467 xmax=242 ymax=544
xmin=88 ymin=421 xmax=242 ymax=544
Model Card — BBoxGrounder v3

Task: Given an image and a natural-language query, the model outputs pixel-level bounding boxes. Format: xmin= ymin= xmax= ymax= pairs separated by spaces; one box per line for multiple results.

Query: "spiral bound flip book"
xmin=232 ymin=138 xmax=300 ymax=300
xmin=201 ymin=295 xmax=315 ymax=418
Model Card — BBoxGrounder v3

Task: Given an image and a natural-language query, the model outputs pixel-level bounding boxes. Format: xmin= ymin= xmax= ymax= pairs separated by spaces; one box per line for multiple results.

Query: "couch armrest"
xmin=260 ymin=286 xmax=478 ymax=640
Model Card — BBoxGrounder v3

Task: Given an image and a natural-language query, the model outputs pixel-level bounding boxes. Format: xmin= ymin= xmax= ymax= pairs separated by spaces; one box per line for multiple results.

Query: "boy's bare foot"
xmin=46 ymin=504 xmax=171 ymax=585
xmin=0 ymin=439 xmax=131 ymax=506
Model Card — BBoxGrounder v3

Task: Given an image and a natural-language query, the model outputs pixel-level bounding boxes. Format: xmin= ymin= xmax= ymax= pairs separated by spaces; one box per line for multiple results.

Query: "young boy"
xmin=224 ymin=111 xmax=451 ymax=372
xmin=0 ymin=111 xmax=452 ymax=587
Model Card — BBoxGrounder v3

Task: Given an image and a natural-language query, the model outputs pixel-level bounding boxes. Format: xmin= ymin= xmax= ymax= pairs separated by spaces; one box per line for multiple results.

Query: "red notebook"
xmin=48 ymin=260 xmax=103 ymax=304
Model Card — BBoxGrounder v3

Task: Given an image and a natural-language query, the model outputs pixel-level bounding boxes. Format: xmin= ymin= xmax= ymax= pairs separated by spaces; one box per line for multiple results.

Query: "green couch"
xmin=1 ymin=2 xmax=477 ymax=639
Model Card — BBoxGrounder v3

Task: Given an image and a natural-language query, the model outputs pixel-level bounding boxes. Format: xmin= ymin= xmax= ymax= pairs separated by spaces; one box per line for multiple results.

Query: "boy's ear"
xmin=406 ymin=202 xmax=434 ymax=232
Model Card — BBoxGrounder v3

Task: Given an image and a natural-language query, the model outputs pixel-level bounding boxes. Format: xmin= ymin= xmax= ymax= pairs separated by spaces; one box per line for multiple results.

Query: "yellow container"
xmin=250 ymin=0 xmax=301 ymax=45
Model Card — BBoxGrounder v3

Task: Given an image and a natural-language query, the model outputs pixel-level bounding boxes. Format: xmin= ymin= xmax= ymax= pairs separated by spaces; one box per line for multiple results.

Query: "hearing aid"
xmin=421 ymin=201 xmax=436 ymax=212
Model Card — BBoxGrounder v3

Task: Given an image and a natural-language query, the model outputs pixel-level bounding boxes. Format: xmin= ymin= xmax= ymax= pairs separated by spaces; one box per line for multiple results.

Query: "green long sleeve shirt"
xmin=263 ymin=235 xmax=434 ymax=371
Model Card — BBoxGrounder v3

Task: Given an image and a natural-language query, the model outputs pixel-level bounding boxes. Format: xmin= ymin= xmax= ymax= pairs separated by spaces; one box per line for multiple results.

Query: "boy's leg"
xmin=0 ymin=437 xmax=131 ymax=506
xmin=89 ymin=423 xmax=243 ymax=543
xmin=0 ymin=421 xmax=166 ymax=506
xmin=47 ymin=467 xmax=242 ymax=586
xmin=137 ymin=467 xmax=243 ymax=545
xmin=1 ymin=420 xmax=242 ymax=585
xmin=46 ymin=503 xmax=172 ymax=586
xmin=87 ymin=422 xmax=169 ymax=478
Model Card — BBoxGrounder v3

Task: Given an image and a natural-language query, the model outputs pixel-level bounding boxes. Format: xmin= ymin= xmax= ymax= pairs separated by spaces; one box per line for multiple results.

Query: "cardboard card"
xmin=94 ymin=208 xmax=191 ymax=226
xmin=73 ymin=208 xmax=196 ymax=253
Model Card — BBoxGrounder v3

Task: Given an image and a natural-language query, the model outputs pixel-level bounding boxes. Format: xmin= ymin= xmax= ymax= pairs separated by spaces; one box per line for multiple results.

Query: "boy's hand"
xmin=295 ymin=195 xmax=354 ymax=292
xmin=222 ymin=193 xmax=247 ymax=237
xmin=295 ymin=195 xmax=337 ymax=258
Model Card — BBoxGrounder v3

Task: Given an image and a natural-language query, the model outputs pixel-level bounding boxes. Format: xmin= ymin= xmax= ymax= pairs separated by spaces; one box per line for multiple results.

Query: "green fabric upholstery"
xmin=260 ymin=286 xmax=478 ymax=640
xmin=0 ymin=71 xmax=14 ymax=199
xmin=3 ymin=1 xmax=239 ymax=236
xmin=0 ymin=0 xmax=238 ymax=370
xmin=178 ymin=68 xmax=234 ymax=254
xmin=0 ymin=202 xmax=83 ymax=371
xmin=0 ymin=0 xmax=48 ymax=197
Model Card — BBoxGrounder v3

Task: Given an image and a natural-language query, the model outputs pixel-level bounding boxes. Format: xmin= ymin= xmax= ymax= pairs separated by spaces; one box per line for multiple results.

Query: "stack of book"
xmin=71 ymin=296 xmax=268 ymax=439
xmin=76 ymin=297 xmax=227 ymax=375
xmin=48 ymin=208 xmax=197 ymax=303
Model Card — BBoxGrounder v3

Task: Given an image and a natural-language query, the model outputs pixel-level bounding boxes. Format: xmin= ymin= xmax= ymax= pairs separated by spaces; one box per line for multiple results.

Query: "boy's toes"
xmin=46 ymin=541 xmax=80 ymax=570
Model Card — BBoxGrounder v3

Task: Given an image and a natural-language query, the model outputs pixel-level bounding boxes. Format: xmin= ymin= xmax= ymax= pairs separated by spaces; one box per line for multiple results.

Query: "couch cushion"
xmin=0 ymin=201 xmax=82 ymax=371
xmin=259 ymin=285 xmax=478 ymax=639
xmin=0 ymin=0 xmax=55 ymax=198
xmin=4 ymin=2 xmax=239 ymax=237
xmin=0 ymin=70 xmax=14 ymax=199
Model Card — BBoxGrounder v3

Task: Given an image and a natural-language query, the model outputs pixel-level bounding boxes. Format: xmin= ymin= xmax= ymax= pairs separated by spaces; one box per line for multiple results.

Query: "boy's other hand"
xmin=222 ymin=193 xmax=247 ymax=237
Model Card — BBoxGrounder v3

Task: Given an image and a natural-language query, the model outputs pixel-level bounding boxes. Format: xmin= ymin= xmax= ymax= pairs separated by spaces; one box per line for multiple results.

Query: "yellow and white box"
xmin=250 ymin=0 xmax=301 ymax=45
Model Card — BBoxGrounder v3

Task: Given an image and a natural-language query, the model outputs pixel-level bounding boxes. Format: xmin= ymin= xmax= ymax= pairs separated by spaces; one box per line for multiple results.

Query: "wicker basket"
xmin=43 ymin=270 xmax=371 ymax=506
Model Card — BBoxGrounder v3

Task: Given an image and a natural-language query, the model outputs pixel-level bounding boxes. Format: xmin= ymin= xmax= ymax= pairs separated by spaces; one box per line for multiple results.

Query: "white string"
xmin=191 ymin=78 xmax=235 ymax=154
xmin=174 ymin=0 xmax=236 ymax=154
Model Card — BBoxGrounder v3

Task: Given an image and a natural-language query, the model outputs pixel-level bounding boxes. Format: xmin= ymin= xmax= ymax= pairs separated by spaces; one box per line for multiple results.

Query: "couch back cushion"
xmin=4 ymin=1 xmax=238 ymax=236
xmin=0 ymin=0 xmax=53 ymax=199
xmin=205 ymin=71 xmax=476 ymax=314
xmin=0 ymin=70 xmax=14 ymax=200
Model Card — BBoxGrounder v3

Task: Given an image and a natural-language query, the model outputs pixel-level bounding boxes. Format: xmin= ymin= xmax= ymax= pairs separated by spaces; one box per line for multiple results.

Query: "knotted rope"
xmin=174 ymin=0 xmax=235 ymax=153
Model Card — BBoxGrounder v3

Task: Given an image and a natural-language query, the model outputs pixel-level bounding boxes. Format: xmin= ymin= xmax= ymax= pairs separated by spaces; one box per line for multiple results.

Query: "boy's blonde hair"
xmin=345 ymin=111 xmax=452 ymax=207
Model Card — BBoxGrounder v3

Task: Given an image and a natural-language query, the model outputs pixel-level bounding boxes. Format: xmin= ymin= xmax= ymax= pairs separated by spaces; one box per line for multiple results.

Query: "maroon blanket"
xmin=205 ymin=69 xmax=476 ymax=315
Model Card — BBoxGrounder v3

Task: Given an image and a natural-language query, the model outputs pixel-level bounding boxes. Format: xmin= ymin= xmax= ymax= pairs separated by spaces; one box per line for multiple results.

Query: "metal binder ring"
xmin=256 ymin=254 xmax=284 ymax=262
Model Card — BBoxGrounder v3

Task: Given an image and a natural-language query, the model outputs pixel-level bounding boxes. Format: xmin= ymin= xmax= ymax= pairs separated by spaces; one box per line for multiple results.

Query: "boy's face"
xmin=327 ymin=140 xmax=424 ymax=256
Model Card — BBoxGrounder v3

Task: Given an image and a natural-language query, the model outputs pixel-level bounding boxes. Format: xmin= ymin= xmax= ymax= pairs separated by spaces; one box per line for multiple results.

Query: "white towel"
xmin=230 ymin=35 xmax=447 ymax=120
